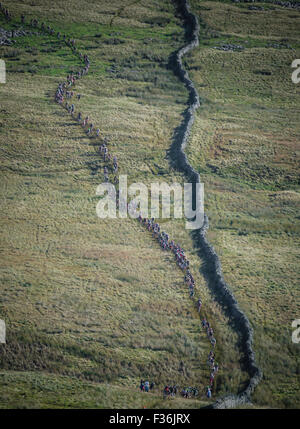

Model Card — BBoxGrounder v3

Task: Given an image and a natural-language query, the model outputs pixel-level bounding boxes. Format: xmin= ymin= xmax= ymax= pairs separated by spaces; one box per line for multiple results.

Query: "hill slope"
xmin=0 ymin=0 xmax=299 ymax=409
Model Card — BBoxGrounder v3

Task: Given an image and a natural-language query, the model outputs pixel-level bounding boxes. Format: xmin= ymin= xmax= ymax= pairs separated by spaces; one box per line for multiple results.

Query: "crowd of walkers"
xmin=181 ymin=386 xmax=199 ymax=398
xmin=163 ymin=385 xmax=199 ymax=399
xmin=139 ymin=380 xmax=155 ymax=392
xmin=52 ymin=41 xmax=119 ymax=183
xmin=0 ymin=3 xmax=118 ymax=185
xmin=137 ymin=216 xmax=218 ymax=398
xmin=0 ymin=3 xmax=218 ymax=400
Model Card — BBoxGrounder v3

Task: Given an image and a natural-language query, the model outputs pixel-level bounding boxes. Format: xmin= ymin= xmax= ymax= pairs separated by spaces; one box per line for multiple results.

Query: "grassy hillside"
xmin=187 ymin=0 xmax=300 ymax=408
xmin=0 ymin=0 xmax=248 ymax=408
xmin=0 ymin=0 xmax=299 ymax=409
xmin=0 ymin=371 xmax=211 ymax=409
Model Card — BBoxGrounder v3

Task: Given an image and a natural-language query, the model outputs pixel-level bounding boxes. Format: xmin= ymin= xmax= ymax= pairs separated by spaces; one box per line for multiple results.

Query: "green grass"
xmin=0 ymin=371 xmax=211 ymax=408
xmin=0 ymin=0 xmax=247 ymax=409
xmin=187 ymin=0 xmax=300 ymax=409
xmin=1 ymin=0 xmax=299 ymax=409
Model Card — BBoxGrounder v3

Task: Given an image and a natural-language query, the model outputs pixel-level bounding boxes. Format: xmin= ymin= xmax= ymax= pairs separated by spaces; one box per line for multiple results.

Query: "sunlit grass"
xmin=188 ymin=0 xmax=300 ymax=409
xmin=0 ymin=0 xmax=247 ymax=409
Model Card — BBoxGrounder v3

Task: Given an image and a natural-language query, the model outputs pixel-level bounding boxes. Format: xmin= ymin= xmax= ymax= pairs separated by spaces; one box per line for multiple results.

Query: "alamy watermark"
xmin=0 ymin=319 xmax=5 ymax=344
xmin=96 ymin=175 xmax=204 ymax=230
xmin=0 ymin=59 xmax=6 ymax=83
xmin=291 ymin=59 xmax=300 ymax=84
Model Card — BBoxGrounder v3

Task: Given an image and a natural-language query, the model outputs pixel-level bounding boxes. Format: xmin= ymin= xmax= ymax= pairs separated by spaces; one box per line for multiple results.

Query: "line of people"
xmin=0 ymin=4 xmax=219 ymax=401
xmin=137 ymin=215 xmax=219 ymax=398
xmin=11 ymin=8 xmax=119 ymax=186
xmin=163 ymin=384 xmax=178 ymax=398
xmin=0 ymin=3 xmax=117 ymax=186
xmin=181 ymin=386 xmax=199 ymax=398
xmin=139 ymin=380 xmax=155 ymax=392
xmin=0 ymin=2 xmax=11 ymax=21
xmin=163 ymin=385 xmax=199 ymax=399
xmin=55 ymin=68 xmax=119 ymax=183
